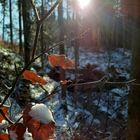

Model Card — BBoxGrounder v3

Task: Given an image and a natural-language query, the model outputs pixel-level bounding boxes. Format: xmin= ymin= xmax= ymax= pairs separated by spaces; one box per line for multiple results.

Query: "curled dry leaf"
xmin=62 ymin=58 xmax=75 ymax=69
xmin=48 ymin=54 xmax=65 ymax=68
xmin=35 ymin=122 xmax=55 ymax=140
xmin=48 ymin=54 xmax=75 ymax=69
xmin=23 ymin=118 xmax=40 ymax=139
xmin=23 ymin=103 xmax=55 ymax=140
xmin=22 ymin=70 xmax=47 ymax=85
xmin=8 ymin=123 xmax=26 ymax=140
xmin=0 ymin=134 xmax=9 ymax=140
xmin=0 ymin=106 xmax=9 ymax=123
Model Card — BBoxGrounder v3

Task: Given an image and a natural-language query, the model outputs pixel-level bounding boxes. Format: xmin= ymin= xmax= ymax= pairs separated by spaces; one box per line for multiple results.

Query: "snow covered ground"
xmin=42 ymin=47 xmax=131 ymax=139
xmin=0 ymin=47 xmax=131 ymax=139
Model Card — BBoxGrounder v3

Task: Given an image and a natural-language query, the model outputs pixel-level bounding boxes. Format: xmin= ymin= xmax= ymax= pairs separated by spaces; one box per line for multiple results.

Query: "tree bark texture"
xmin=58 ymin=0 xmax=65 ymax=55
xmin=21 ymin=0 xmax=32 ymax=65
xmin=126 ymin=0 xmax=140 ymax=139
xmin=2 ymin=0 xmax=6 ymax=40
xmin=9 ymin=0 xmax=13 ymax=45
xmin=128 ymin=25 xmax=140 ymax=140
xmin=18 ymin=0 xmax=23 ymax=54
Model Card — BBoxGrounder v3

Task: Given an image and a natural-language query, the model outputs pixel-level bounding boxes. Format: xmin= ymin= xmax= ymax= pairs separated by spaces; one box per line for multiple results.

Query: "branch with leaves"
xmin=0 ymin=27 xmax=90 ymax=108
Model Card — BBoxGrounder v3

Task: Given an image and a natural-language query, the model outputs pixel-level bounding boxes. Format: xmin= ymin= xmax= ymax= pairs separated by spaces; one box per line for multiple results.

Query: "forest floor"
xmin=0 ymin=44 xmax=131 ymax=140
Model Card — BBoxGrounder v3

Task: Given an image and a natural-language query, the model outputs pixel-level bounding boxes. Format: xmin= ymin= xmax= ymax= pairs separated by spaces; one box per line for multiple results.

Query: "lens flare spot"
xmin=78 ymin=0 xmax=91 ymax=9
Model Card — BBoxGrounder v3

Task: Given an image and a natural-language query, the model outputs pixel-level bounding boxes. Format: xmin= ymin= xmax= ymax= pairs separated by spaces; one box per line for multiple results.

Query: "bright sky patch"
xmin=78 ymin=0 xmax=91 ymax=9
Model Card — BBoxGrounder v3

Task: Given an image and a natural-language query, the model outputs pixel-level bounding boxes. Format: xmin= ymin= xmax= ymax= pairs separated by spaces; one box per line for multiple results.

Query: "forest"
xmin=0 ymin=0 xmax=140 ymax=140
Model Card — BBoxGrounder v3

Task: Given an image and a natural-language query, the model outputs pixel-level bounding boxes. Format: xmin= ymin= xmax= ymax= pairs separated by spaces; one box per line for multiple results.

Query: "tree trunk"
xmin=9 ymin=0 xmax=13 ymax=45
xmin=18 ymin=0 xmax=23 ymax=54
xmin=21 ymin=0 xmax=32 ymax=65
xmin=2 ymin=0 xmax=6 ymax=41
xmin=58 ymin=0 xmax=65 ymax=82
xmin=127 ymin=0 xmax=140 ymax=139
xmin=128 ymin=23 xmax=140 ymax=140
xmin=58 ymin=0 xmax=67 ymax=115
xmin=66 ymin=0 xmax=70 ymax=20
xmin=58 ymin=0 xmax=65 ymax=55
xmin=40 ymin=0 xmax=44 ymax=69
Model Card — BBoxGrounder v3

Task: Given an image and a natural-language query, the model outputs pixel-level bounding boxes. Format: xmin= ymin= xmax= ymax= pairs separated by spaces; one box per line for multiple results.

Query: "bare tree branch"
xmin=30 ymin=0 xmax=40 ymax=21
xmin=39 ymin=0 xmax=62 ymax=24
xmin=31 ymin=0 xmax=62 ymax=59
xmin=106 ymin=79 xmax=136 ymax=85
xmin=69 ymin=78 xmax=137 ymax=87
xmin=70 ymin=76 xmax=107 ymax=87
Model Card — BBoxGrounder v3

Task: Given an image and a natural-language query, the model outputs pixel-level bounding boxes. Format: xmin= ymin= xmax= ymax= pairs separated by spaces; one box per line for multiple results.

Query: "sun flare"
xmin=78 ymin=0 xmax=91 ymax=9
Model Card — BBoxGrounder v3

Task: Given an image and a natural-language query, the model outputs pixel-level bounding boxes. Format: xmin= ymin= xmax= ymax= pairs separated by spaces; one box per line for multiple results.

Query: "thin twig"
xmin=15 ymin=115 xmax=23 ymax=124
xmin=132 ymin=83 xmax=140 ymax=86
xmin=39 ymin=84 xmax=48 ymax=94
xmin=1 ymin=81 xmax=11 ymax=90
xmin=38 ymin=86 xmax=60 ymax=102
xmin=69 ymin=76 xmax=107 ymax=87
xmin=30 ymin=0 xmax=40 ymax=21
xmin=69 ymin=78 xmax=137 ymax=87
xmin=14 ymin=63 xmax=18 ymax=75
xmin=105 ymin=79 xmax=136 ymax=85
xmin=31 ymin=0 xmax=61 ymax=59
xmin=39 ymin=0 xmax=62 ymax=24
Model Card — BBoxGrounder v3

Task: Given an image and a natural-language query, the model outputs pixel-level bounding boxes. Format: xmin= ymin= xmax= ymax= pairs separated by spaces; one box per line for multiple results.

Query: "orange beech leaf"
xmin=23 ymin=103 xmax=55 ymax=140
xmin=25 ymin=119 xmax=55 ymax=140
xmin=0 ymin=134 xmax=9 ymax=140
xmin=48 ymin=54 xmax=65 ymax=67
xmin=22 ymin=70 xmax=47 ymax=85
xmin=61 ymin=58 xmax=75 ymax=69
xmin=34 ymin=122 xmax=55 ymax=140
xmin=8 ymin=123 xmax=26 ymax=140
xmin=0 ymin=106 xmax=9 ymax=123
xmin=24 ymin=118 xmax=40 ymax=138
xmin=48 ymin=54 xmax=75 ymax=69
xmin=23 ymin=104 xmax=33 ymax=126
